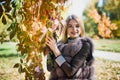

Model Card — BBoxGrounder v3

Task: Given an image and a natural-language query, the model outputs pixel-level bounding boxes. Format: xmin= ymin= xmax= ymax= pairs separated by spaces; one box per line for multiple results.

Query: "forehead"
xmin=68 ymin=19 xmax=78 ymax=25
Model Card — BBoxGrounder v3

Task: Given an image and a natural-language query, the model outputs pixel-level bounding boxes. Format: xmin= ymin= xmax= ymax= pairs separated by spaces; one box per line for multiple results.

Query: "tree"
xmin=83 ymin=0 xmax=118 ymax=39
xmin=103 ymin=0 xmax=120 ymax=20
xmin=83 ymin=0 xmax=99 ymax=37
xmin=88 ymin=8 xmax=117 ymax=38
xmin=0 ymin=0 xmax=68 ymax=79
xmin=103 ymin=0 xmax=120 ymax=38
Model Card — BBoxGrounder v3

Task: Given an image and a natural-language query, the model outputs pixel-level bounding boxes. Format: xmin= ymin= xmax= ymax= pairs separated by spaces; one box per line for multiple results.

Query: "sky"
xmin=63 ymin=0 xmax=91 ymax=19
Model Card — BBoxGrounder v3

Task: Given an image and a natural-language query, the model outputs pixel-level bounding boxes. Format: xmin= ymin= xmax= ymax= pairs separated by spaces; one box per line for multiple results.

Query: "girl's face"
xmin=67 ymin=19 xmax=81 ymax=39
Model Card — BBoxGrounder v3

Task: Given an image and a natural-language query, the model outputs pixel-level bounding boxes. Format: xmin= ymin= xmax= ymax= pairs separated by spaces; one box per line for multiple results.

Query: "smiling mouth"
xmin=71 ymin=32 xmax=78 ymax=35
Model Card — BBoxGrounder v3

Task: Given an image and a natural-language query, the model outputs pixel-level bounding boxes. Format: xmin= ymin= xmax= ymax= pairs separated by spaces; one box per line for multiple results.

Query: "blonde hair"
xmin=61 ymin=15 xmax=85 ymax=43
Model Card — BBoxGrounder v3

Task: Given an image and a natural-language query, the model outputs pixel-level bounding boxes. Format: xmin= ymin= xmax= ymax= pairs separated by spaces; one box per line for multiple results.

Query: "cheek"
xmin=67 ymin=29 xmax=71 ymax=35
xmin=77 ymin=29 xmax=81 ymax=34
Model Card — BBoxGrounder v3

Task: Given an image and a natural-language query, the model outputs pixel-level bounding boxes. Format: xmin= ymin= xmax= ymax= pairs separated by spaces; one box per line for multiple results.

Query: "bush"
xmin=112 ymin=20 xmax=120 ymax=38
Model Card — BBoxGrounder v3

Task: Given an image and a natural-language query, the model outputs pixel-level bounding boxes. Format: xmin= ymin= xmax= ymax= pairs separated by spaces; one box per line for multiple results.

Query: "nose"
xmin=72 ymin=26 xmax=77 ymax=31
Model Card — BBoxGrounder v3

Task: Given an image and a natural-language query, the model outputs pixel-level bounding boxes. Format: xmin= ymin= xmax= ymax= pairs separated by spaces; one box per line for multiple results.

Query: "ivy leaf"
xmin=20 ymin=58 xmax=23 ymax=63
xmin=7 ymin=23 xmax=15 ymax=31
xmin=10 ymin=31 xmax=16 ymax=40
xmin=6 ymin=13 xmax=13 ymax=21
xmin=2 ymin=15 xmax=7 ymax=25
xmin=21 ymin=48 xmax=25 ymax=56
xmin=0 ymin=5 xmax=3 ymax=18
xmin=11 ymin=0 xmax=17 ymax=8
xmin=13 ymin=63 xmax=20 ymax=68
xmin=7 ymin=27 xmax=11 ymax=31
xmin=11 ymin=0 xmax=20 ymax=8
xmin=13 ymin=8 xmax=18 ymax=18
xmin=18 ymin=64 xmax=23 ymax=73
xmin=4 ymin=5 xmax=12 ymax=12
xmin=23 ymin=67 xmax=30 ymax=74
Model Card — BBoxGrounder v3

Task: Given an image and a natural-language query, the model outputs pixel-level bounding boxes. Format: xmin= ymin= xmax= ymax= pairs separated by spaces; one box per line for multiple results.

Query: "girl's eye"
xmin=68 ymin=24 xmax=79 ymax=28
xmin=76 ymin=24 xmax=79 ymax=28
xmin=68 ymin=25 xmax=73 ymax=28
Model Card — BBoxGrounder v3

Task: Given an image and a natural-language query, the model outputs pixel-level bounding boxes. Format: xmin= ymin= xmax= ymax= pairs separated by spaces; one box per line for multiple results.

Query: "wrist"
xmin=54 ymin=49 xmax=61 ymax=57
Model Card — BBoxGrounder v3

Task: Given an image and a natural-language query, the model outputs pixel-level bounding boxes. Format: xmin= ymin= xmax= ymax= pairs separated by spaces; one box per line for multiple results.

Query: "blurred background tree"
xmin=83 ymin=0 xmax=120 ymax=39
xmin=103 ymin=0 xmax=120 ymax=38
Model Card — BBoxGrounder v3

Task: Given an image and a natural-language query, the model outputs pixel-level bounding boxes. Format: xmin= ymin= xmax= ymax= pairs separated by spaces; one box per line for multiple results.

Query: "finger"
xmin=51 ymin=36 xmax=54 ymax=40
xmin=46 ymin=38 xmax=53 ymax=45
xmin=46 ymin=37 xmax=52 ymax=43
xmin=49 ymin=36 xmax=56 ymax=43
xmin=45 ymin=41 xmax=51 ymax=47
xmin=45 ymin=42 xmax=53 ymax=50
xmin=46 ymin=34 xmax=51 ymax=41
xmin=47 ymin=36 xmax=52 ymax=41
xmin=45 ymin=42 xmax=49 ymax=46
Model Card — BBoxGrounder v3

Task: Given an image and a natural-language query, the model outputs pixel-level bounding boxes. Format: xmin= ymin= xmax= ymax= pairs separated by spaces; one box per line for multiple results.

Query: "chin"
xmin=70 ymin=36 xmax=78 ymax=39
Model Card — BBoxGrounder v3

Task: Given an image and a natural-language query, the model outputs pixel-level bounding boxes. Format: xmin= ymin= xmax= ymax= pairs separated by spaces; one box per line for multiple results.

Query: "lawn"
xmin=0 ymin=57 xmax=25 ymax=80
xmin=0 ymin=42 xmax=24 ymax=80
xmin=0 ymin=42 xmax=18 ymax=57
xmin=94 ymin=58 xmax=120 ymax=80
xmin=0 ymin=41 xmax=120 ymax=80
xmin=93 ymin=39 xmax=120 ymax=53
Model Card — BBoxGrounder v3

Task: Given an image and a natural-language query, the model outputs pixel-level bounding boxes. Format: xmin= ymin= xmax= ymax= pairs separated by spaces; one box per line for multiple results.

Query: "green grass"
xmin=0 ymin=57 xmax=25 ymax=80
xmin=0 ymin=42 xmax=19 ymax=57
xmin=0 ymin=42 xmax=24 ymax=80
xmin=93 ymin=39 xmax=120 ymax=53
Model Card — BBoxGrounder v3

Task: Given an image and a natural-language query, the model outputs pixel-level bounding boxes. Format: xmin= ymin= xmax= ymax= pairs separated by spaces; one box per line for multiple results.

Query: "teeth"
xmin=71 ymin=33 xmax=76 ymax=35
xmin=71 ymin=32 xmax=77 ymax=34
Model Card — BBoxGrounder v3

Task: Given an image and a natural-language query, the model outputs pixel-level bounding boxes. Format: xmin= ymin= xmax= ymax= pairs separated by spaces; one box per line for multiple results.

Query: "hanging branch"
xmin=12 ymin=0 xmax=68 ymax=80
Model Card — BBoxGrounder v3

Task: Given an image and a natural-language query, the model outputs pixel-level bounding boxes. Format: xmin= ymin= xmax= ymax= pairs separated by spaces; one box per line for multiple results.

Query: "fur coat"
xmin=47 ymin=37 xmax=95 ymax=80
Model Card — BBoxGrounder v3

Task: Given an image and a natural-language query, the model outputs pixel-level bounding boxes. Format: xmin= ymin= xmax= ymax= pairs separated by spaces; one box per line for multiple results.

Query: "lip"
xmin=71 ymin=32 xmax=78 ymax=35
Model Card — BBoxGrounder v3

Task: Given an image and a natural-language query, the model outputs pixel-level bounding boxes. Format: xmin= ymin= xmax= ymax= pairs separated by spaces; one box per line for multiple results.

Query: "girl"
xmin=46 ymin=15 xmax=95 ymax=80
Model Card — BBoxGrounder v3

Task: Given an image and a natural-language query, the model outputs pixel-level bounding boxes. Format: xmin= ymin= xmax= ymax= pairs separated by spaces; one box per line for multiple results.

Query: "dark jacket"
xmin=47 ymin=37 xmax=94 ymax=80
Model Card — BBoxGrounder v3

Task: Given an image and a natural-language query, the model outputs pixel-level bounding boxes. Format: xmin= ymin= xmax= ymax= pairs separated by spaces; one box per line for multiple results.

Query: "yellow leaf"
xmin=13 ymin=63 xmax=20 ymax=68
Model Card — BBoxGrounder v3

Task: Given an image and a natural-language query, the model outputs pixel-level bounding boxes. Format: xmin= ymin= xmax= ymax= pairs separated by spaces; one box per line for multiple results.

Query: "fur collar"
xmin=57 ymin=37 xmax=83 ymax=57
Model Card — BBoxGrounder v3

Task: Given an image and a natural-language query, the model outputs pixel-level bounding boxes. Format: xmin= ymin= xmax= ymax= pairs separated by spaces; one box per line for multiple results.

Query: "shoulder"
xmin=81 ymin=37 xmax=93 ymax=43
xmin=81 ymin=37 xmax=94 ymax=52
xmin=81 ymin=37 xmax=94 ymax=46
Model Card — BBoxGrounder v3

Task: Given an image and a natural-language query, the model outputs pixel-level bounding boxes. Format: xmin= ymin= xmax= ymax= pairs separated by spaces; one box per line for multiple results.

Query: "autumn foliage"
xmin=88 ymin=8 xmax=117 ymax=38
xmin=0 ymin=0 xmax=68 ymax=80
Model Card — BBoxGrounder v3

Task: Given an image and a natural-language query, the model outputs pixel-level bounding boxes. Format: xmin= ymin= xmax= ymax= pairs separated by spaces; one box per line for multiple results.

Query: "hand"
xmin=45 ymin=36 xmax=61 ymax=57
